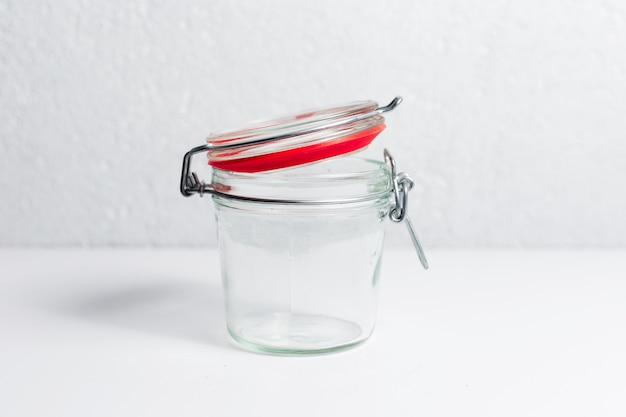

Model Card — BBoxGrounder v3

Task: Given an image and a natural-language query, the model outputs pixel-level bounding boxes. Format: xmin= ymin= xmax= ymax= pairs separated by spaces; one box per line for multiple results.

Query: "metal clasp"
xmin=180 ymin=96 xmax=404 ymax=198
xmin=179 ymin=97 xmax=428 ymax=270
xmin=385 ymin=149 xmax=429 ymax=270
xmin=180 ymin=144 xmax=212 ymax=197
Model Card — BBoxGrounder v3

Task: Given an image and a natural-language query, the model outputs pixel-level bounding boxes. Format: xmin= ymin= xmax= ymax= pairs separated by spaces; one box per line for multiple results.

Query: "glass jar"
xmin=213 ymin=157 xmax=390 ymax=353
xmin=180 ymin=97 xmax=427 ymax=354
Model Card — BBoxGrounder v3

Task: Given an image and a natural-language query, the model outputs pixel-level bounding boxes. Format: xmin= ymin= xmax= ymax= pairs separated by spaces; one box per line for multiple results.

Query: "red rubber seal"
xmin=205 ymin=99 xmax=387 ymax=172
xmin=208 ymin=124 xmax=385 ymax=172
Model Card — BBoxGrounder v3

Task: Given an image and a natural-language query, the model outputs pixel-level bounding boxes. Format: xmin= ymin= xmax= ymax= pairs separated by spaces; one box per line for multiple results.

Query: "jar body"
xmin=211 ymin=157 xmax=391 ymax=354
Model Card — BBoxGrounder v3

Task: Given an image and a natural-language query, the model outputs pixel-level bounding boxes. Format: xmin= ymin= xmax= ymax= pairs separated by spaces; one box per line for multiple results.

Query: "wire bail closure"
xmin=179 ymin=97 xmax=428 ymax=269
xmin=384 ymin=149 xmax=429 ymax=269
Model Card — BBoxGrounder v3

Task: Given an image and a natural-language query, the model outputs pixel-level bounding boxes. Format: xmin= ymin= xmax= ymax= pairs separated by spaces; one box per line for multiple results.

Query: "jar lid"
xmin=205 ymin=97 xmax=402 ymax=172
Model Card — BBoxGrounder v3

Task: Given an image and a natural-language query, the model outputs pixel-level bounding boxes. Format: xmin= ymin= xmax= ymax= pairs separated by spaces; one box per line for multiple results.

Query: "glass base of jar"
xmin=227 ymin=313 xmax=371 ymax=355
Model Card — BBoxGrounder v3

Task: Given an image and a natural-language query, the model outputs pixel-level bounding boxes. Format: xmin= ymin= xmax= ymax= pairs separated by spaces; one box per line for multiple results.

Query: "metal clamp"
xmin=180 ymin=145 xmax=211 ymax=197
xmin=180 ymin=96 xmax=404 ymax=198
xmin=179 ymin=97 xmax=428 ymax=269
xmin=385 ymin=149 xmax=429 ymax=270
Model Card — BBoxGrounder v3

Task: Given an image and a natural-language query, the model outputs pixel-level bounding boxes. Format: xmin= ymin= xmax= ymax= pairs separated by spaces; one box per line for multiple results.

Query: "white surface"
xmin=1 ymin=248 xmax=625 ymax=416
xmin=2 ymin=1 xmax=626 ymax=246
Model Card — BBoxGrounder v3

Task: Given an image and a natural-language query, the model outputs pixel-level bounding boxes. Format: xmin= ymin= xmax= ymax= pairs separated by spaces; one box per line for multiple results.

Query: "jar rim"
xmin=210 ymin=156 xmax=391 ymax=205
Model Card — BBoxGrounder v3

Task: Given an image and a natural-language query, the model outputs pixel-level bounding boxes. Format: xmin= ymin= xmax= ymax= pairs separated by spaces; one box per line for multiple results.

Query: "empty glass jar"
xmin=213 ymin=157 xmax=390 ymax=353
xmin=180 ymin=97 xmax=427 ymax=354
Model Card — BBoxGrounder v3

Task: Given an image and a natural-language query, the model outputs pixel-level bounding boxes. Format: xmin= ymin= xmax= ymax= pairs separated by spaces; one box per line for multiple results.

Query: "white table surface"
xmin=1 ymin=248 xmax=625 ymax=417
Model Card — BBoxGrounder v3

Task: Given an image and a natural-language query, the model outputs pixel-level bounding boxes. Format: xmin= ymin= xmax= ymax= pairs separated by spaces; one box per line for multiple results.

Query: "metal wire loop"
xmin=385 ymin=149 xmax=414 ymax=223
xmin=181 ymin=97 xmax=402 ymax=198
xmin=384 ymin=149 xmax=429 ymax=269
xmin=179 ymin=98 xmax=429 ymax=269
xmin=389 ymin=172 xmax=415 ymax=223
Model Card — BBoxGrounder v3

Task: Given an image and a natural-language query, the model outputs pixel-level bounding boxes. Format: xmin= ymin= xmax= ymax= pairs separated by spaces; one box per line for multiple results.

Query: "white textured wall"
xmin=1 ymin=0 xmax=625 ymax=247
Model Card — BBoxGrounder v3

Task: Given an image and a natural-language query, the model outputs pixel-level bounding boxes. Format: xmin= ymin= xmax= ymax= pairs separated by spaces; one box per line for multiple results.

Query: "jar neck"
xmin=209 ymin=156 xmax=392 ymax=205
